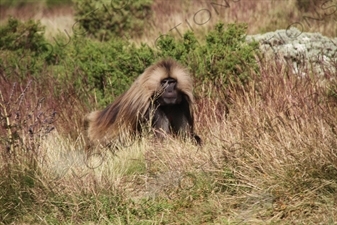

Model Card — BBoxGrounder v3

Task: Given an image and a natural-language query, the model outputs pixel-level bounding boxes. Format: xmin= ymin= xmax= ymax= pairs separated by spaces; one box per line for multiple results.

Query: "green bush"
xmin=0 ymin=18 xmax=54 ymax=81
xmin=73 ymin=0 xmax=153 ymax=41
xmin=0 ymin=17 xmax=48 ymax=52
xmin=63 ymin=37 xmax=155 ymax=106
xmin=156 ymin=23 xmax=259 ymax=98
xmin=200 ymin=23 xmax=259 ymax=86
xmin=0 ymin=0 xmax=29 ymax=7
xmin=0 ymin=18 xmax=259 ymax=108
xmin=0 ymin=18 xmax=155 ymax=107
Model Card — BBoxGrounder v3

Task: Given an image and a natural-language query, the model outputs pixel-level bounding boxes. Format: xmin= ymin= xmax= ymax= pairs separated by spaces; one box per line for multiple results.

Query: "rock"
xmin=246 ymin=28 xmax=337 ymax=76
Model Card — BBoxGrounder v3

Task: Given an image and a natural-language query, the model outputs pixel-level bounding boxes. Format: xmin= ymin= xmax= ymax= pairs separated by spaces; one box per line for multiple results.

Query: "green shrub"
xmin=0 ymin=0 xmax=29 ymax=7
xmin=0 ymin=17 xmax=48 ymax=52
xmin=156 ymin=23 xmax=260 ymax=98
xmin=200 ymin=23 xmax=259 ymax=86
xmin=47 ymin=35 xmax=156 ymax=106
xmin=0 ymin=18 xmax=151 ymax=107
xmin=0 ymin=18 xmax=259 ymax=109
xmin=0 ymin=18 xmax=55 ymax=82
xmin=73 ymin=0 xmax=153 ymax=41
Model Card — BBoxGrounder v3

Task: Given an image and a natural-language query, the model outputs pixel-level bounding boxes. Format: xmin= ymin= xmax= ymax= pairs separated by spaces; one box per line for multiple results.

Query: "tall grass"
xmin=1 ymin=55 xmax=336 ymax=224
xmin=1 ymin=0 xmax=337 ymax=224
xmin=200 ymin=58 xmax=337 ymax=223
xmin=1 ymin=0 xmax=336 ymax=42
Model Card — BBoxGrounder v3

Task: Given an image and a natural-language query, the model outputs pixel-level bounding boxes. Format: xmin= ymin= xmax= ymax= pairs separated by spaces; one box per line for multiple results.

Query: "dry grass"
xmin=139 ymin=0 xmax=337 ymax=45
xmin=190 ymin=59 xmax=337 ymax=223
xmin=1 ymin=0 xmax=336 ymax=42
xmin=0 ymin=4 xmax=75 ymax=39
xmin=2 ymin=59 xmax=336 ymax=224
xmin=1 ymin=0 xmax=337 ymax=224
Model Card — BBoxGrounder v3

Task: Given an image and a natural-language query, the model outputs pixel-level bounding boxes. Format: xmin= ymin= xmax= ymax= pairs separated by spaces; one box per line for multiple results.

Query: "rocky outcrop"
xmin=247 ymin=28 xmax=337 ymax=76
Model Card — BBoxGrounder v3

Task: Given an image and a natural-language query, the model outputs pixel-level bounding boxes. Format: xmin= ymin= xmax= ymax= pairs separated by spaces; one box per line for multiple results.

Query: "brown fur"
xmin=85 ymin=58 xmax=195 ymax=143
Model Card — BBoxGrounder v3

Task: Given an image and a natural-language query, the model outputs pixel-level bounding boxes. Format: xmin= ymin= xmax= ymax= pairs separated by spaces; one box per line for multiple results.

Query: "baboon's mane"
xmin=85 ymin=58 xmax=194 ymax=141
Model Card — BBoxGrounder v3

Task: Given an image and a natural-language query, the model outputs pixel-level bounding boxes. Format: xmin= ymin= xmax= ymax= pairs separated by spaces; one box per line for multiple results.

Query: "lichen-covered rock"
xmin=247 ymin=28 xmax=337 ymax=76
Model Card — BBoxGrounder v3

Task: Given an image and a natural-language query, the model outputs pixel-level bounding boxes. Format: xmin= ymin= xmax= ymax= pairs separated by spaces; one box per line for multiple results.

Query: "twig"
xmin=0 ymin=88 xmax=13 ymax=153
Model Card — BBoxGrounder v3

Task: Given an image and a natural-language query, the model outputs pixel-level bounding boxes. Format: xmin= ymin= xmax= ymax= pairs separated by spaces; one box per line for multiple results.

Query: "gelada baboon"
xmin=85 ymin=58 xmax=201 ymax=146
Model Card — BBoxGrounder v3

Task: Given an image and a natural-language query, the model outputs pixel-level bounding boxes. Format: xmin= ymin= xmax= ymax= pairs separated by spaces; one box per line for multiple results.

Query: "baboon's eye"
xmin=161 ymin=79 xmax=168 ymax=85
xmin=161 ymin=79 xmax=169 ymax=87
xmin=161 ymin=78 xmax=176 ymax=88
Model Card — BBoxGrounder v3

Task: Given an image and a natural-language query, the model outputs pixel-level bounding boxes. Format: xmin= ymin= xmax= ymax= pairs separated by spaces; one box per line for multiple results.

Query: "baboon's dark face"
xmin=156 ymin=78 xmax=182 ymax=105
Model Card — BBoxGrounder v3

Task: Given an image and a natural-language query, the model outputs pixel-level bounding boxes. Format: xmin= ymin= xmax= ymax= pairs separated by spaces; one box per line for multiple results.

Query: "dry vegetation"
xmin=1 ymin=0 xmax=336 ymax=42
xmin=1 ymin=0 xmax=337 ymax=224
xmin=137 ymin=0 xmax=337 ymax=44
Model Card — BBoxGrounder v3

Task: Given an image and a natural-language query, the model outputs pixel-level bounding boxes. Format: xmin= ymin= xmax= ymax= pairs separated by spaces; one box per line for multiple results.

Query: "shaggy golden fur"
xmin=85 ymin=58 xmax=195 ymax=143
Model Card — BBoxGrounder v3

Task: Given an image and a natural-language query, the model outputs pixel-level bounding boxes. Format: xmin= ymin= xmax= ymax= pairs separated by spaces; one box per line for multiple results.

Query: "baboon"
xmin=85 ymin=58 xmax=201 ymax=146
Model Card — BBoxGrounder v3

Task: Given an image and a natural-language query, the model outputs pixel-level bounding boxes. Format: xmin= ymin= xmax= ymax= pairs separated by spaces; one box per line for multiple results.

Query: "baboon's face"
xmin=156 ymin=78 xmax=182 ymax=105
